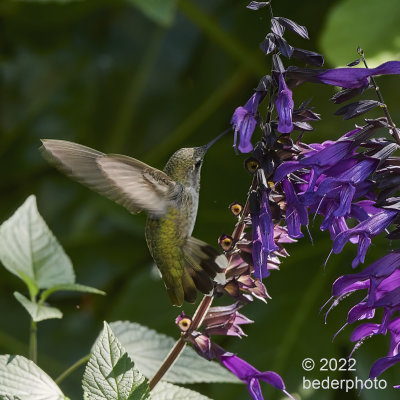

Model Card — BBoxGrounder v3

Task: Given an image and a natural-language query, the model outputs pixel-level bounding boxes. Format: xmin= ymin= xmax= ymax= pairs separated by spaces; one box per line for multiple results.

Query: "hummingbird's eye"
xmin=194 ymin=160 xmax=202 ymax=169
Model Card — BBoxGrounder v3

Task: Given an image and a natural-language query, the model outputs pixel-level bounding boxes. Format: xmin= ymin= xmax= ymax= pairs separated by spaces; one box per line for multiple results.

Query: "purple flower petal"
xmin=332 ymin=210 xmax=397 ymax=267
xmin=374 ymin=286 xmax=400 ymax=308
xmin=317 ymin=61 xmax=400 ymax=89
xmin=275 ymin=74 xmax=294 ymax=134
xmin=332 ymin=276 xmax=369 ymax=297
xmin=370 ymin=354 xmax=400 ymax=379
xmin=282 ymin=178 xmax=308 ymax=238
xmin=232 ymin=92 xmax=264 ymax=153
xmin=347 ymin=302 xmax=375 ymax=324
xmin=218 ymin=354 xmax=292 ymax=400
xmin=274 ymin=140 xmax=353 ymax=187
xmin=350 ymin=323 xmax=380 ymax=342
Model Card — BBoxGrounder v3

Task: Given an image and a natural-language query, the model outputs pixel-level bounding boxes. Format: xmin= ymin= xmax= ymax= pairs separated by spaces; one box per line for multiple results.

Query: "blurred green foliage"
xmin=320 ymin=0 xmax=400 ymax=67
xmin=1 ymin=0 xmax=400 ymax=399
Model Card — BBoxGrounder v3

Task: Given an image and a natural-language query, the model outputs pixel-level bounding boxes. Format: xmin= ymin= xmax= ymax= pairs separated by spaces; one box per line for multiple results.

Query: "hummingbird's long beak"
xmin=205 ymin=128 xmax=231 ymax=150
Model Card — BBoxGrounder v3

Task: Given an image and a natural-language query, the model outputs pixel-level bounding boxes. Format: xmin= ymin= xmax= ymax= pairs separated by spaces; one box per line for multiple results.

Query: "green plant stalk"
xmin=55 ymin=354 xmax=91 ymax=385
xmin=29 ymin=320 xmax=37 ymax=364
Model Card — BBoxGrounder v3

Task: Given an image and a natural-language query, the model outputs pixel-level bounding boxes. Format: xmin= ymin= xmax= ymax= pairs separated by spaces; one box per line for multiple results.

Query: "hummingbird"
xmin=40 ymin=134 xmax=228 ymax=306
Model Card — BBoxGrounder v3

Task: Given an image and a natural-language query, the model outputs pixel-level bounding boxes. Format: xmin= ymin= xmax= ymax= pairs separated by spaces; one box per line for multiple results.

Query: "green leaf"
xmin=0 ymin=195 xmax=75 ymax=296
xmin=110 ymin=321 xmax=239 ymax=384
xmin=150 ymin=382 xmax=212 ymax=400
xmin=320 ymin=0 xmax=400 ymax=67
xmin=126 ymin=0 xmax=177 ymax=27
xmin=40 ymin=283 xmax=106 ymax=303
xmin=83 ymin=322 xmax=150 ymax=400
xmin=0 ymin=354 xmax=67 ymax=400
xmin=13 ymin=292 xmax=63 ymax=322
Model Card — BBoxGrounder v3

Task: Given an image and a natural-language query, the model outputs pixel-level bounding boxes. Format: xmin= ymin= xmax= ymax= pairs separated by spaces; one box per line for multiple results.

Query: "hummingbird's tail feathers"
xmin=181 ymin=269 xmax=198 ymax=304
xmin=182 ymin=237 xmax=228 ymax=300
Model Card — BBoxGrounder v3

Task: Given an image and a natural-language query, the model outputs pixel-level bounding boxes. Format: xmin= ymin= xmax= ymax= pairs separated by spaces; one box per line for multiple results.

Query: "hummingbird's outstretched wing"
xmin=97 ymin=155 xmax=177 ymax=216
xmin=40 ymin=139 xmax=176 ymax=216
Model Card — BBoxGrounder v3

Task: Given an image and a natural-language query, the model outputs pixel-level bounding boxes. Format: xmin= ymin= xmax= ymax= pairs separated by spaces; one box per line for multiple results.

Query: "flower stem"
xmin=148 ymin=294 xmax=213 ymax=391
xmin=148 ymin=337 xmax=186 ymax=391
xmin=55 ymin=354 xmax=90 ymax=385
xmin=359 ymin=49 xmax=400 ymax=145
xmin=29 ymin=320 xmax=37 ymax=364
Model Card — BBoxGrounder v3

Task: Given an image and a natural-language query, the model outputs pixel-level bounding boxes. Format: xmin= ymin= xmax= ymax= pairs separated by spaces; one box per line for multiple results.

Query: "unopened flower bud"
xmin=229 ymin=202 xmax=244 ymax=217
xmin=175 ymin=312 xmax=192 ymax=332
xmin=218 ymin=234 xmax=234 ymax=252
xmin=244 ymin=157 xmax=260 ymax=174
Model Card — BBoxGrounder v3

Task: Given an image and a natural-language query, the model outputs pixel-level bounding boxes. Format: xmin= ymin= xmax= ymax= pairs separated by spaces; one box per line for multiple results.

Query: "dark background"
xmin=1 ymin=0 xmax=400 ymax=399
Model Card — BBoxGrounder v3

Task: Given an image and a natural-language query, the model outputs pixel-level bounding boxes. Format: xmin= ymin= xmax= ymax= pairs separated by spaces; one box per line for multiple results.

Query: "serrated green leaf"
xmin=13 ymin=292 xmax=63 ymax=322
xmin=83 ymin=322 xmax=150 ymax=400
xmin=126 ymin=0 xmax=177 ymax=27
xmin=320 ymin=0 xmax=400 ymax=67
xmin=0 ymin=196 xmax=75 ymax=296
xmin=150 ymin=382 xmax=212 ymax=400
xmin=109 ymin=321 xmax=239 ymax=384
xmin=0 ymin=355 xmax=67 ymax=400
xmin=40 ymin=283 xmax=106 ymax=303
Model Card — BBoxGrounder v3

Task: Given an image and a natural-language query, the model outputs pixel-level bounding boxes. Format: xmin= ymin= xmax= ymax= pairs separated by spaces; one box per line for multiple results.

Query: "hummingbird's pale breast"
xmin=145 ymin=147 xmax=204 ymax=305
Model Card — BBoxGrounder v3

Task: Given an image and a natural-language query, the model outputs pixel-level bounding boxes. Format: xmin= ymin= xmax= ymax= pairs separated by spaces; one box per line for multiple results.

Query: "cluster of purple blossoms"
xmin=177 ymin=1 xmax=400 ymax=397
xmin=323 ymin=251 xmax=400 ymax=384
xmin=176 ymin=309 xmax=294 ymax=400
xmin=250 ymin=61 xmax=400 ymax=389
xmin=174 ymin=192 xmax=297 ymax=399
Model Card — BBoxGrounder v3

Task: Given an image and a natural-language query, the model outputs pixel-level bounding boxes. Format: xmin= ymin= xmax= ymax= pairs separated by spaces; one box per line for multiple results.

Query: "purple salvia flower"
xmin=282 ymin=178 xmax=308 ymax=238
xmin=332 ymin=210 xmax=398 ymax=268
xmin=232 ymin=91 xmax=263 ymax=153
xmin=275 ymin=73 xmax=294 ymax=134
xmin=259 ymin=191 xmax=279 ymax=253
xmin=350 ymin=323 xmax=380 ymax=342
xmin=332 ymin=251 xmax=400 ymax=304
xmin=218 ymin=353 xmax=295 ymax=400
xmin=274 ymin=140 xmax=354 ymax=189
xmin=370 ymin=354 xmax=400 ymax=382
xmin=369 ymin=318 xmax=400 ymax=383
xmin=317 ymin=61 xmax=400 ymax=89
xmin=252 ymin=217 xmax=269 ymax=280
xmin=370 ymin=285 xmax=400 ymax=333
xmin=326 ymin=216 xmax=349 ymax=240
xmin=251 ymin=190 xmax=279 ymax=279
xmin=347 ymin=302 xmax=375 ymax=324
xmin=350 ymin=200 xmax=381 ymax=223
xmin=302 ymin=158 xmax=378 ymax=219
xmin=325 ymin=263 xmax=400 ymax=331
